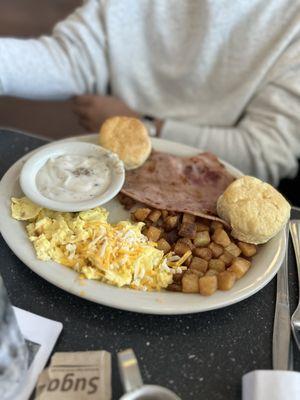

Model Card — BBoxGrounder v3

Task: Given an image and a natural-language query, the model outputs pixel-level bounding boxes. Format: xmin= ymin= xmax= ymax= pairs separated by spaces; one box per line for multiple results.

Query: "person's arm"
xmin=161 ymin=45 xmax=300 ymax=186
xmin=0 ymin=0 xmax=108 ymax=100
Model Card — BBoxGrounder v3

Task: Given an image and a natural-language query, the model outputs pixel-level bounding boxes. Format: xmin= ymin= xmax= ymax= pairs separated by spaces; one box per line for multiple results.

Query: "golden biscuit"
xmin=99 ymin=116 xmax=151 ymax=170
xmin=217 ymin=176 xmax=290 ymax=244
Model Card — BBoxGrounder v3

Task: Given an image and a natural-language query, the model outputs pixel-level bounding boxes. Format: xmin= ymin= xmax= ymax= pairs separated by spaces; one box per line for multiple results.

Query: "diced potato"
xmin=118 ymin=193 xmax=127 ymax=204
xmin=217 ymin=271 xmax=236 ymax=290
xmin=182 ymin=272 xmax=199 ymax=293
xmin=212 ymin=228 xmax=231 ymax=247
xmin=193 ymin=231 xmax=210 ymax=247
xmin=147 ymin=209 xmax=162 ymax=223
xmin=208 ymin=242 xmax=224 ymax=258
xmin=210 ymin=220 xmax=224 ymax=232
xmin=199 ymin=275 xmax=218 ymax=296
xmin=182 ymin=213 xmax=196 ymax=224
xmin=174 ymin=241 xmax=191 ymax=257
xmin=185 ymin=255 xmax=193 ymax=266
xmin=178 ymin=238 xmax=195 ymax=250
xmin=164 ymin=229 xmax=179 ymax=245
xmin=190 ymin=257 xmax=208 ymax=273
xmin=164 ymin=215 xmax=179 ymax=231
xmin=133 ymin=208 xmax=151 ymax=221
xmin=119 ymin=194 xmax=136 ymax=210
xmin=161 ymin=210 xmax=169 ymax=220
xmin=156 ymin=218 xmax=164 ymax=227
xmin=219 ymin=251 xmax=234 ymax=266
xmin=238 ymin=242 xmax=257 ymax=257
xmin=145 ymin=226 xmax=162 ymax=242
xmin=228 ymin=257 xmax=251 ymax=279
xmin=208 ymin=259 xmax=225 ymax=272
xmin=179 ymin=222 xmax=197 ymax=239
xmin=196 ymin=222 xmax=210 ymax=232
xmin=173 ymin=273 xmax=183 ymax=283
xmin=167 ymin=283 xmax=182 ymax=292
xmin=156 ymin=238 xmax=171 ymax=254
xmin=199 ymin=218 xmax=211 ymax=226
xmin=193 ymin=247 xmax=213 ymax=261
xmin=168 ymin=211 xmax=179 ymax=216
xmin=205 ymin=269 xmax=218 ymax=277
xmin=225 ymin=242 xmax=241 ymax=258
xmin=188 ymin=269 xmax=204 ymax=278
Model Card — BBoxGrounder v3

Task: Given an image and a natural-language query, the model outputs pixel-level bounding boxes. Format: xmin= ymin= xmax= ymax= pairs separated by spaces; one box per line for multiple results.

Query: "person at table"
xmin=0 ymin=0 xmax=300 ymax=186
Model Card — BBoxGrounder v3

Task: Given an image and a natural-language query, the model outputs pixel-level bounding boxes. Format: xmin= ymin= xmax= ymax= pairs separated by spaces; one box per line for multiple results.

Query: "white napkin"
xmin=242 ymin=370 xmax=300 ymax=400
xmin=13 ymin=307 xmax=63 ymax=400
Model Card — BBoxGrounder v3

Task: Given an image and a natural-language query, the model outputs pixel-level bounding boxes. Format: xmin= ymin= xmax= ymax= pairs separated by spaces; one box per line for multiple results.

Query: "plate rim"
xmin=0 ymin=134 xmax=285 ymax=314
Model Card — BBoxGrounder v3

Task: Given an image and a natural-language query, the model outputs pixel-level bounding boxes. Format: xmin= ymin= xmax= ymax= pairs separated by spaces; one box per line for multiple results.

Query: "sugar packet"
xmin=35 ymin=351 xmax=111 ymax=400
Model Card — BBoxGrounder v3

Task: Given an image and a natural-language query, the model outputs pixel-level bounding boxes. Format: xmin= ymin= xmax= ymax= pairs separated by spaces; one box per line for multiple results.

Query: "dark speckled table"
xmin=0 ymin=129 xmax=299 ymax=400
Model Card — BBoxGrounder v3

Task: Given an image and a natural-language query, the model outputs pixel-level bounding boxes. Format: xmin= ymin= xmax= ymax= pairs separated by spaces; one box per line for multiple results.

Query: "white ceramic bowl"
xmin=19 ymin=141 xmax=125 ymax=212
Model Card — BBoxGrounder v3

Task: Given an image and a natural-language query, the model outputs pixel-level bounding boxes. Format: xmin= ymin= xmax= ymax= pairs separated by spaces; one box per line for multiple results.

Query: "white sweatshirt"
xmin=1 ymin=0 xmax=300 ymax=185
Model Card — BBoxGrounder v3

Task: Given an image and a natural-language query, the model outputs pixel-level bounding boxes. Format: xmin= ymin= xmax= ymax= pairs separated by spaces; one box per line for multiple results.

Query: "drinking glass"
xmin=0 ymin=275 xmax=28 ymax=399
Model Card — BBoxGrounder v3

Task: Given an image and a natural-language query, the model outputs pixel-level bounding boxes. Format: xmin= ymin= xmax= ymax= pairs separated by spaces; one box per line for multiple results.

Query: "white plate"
xmin=0 ymin=134 xmax=285 ymax=315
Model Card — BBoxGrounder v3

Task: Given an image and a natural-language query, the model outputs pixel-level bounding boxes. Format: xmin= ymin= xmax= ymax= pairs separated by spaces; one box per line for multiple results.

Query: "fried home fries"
xmin=120 ymin=194 xmax=257 ymax=296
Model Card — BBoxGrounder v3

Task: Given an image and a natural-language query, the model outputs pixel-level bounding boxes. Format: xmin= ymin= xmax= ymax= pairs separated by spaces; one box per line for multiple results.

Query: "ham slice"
xmin=121 ymin=151 xmax=236 ymax=222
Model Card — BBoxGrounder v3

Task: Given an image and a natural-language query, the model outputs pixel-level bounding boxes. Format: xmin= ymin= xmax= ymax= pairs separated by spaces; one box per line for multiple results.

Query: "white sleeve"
xmin=161 ymin=44 xmax=300 ymax=186
xmin=0 ymin=0 xmax=108 ymax=100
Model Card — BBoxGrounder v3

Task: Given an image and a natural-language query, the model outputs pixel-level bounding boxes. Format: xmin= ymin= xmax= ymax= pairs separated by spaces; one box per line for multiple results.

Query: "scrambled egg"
xmin=11 ymin=197 xmax=186 ymax=291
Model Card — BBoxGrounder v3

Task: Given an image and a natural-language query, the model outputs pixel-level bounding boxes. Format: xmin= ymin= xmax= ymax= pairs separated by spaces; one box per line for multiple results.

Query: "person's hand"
xmin=72 ymin=94 xmax=140 ymax=132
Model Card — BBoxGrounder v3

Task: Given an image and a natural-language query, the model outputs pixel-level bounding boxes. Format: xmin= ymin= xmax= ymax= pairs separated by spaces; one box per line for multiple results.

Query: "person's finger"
xmin=73 ymin=95 xmax=95 ymax=106
xmin=78 ymin=116 xmax=91 ymax=129
xmin=78 ymin=116 xmax=98 ymax=132
xmin=72 ymin=104 xmax=89 ymax=116
xmin=73 ymin=105 xmax=97 ymax=121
